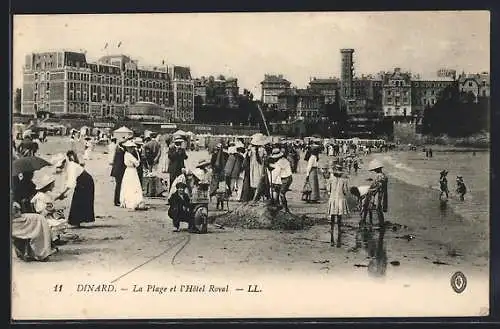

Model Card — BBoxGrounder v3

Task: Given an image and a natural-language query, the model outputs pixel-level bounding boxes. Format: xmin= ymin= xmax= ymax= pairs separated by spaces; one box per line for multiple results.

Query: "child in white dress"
xmin=327 ymin=164 xmax=350 ymax=247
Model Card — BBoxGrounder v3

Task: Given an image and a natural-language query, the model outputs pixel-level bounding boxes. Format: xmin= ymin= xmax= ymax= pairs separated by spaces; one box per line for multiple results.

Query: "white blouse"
xmin=124 ymin=152 xmax=140 ymax=168
xmin=306 ymin=155 xmax=318 ymax=174
xmin=65 ymin=160 xmax=84 ymax=189
xmin=31 ymin=192 xmax=54 ymax=213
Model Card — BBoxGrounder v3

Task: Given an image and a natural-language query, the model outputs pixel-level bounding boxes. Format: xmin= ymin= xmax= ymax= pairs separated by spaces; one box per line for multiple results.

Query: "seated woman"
xmin=11 ymin=201 xmax=56 ymax=262
xmin=12 ymin=171 xmax=37 ymax=214
xmin=168 ymin=182 xmax=199 ymax=233
xmin=31 ymin=175 xmax=68 ymax=244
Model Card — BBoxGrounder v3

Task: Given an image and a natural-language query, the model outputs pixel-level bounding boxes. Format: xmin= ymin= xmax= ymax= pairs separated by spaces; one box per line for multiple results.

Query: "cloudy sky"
xmin=13 ymin=11 xmax=489 ymax=96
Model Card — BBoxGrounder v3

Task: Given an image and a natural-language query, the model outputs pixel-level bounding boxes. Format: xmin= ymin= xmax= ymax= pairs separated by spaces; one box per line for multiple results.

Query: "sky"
xmin=13 ymin=11 xmax=490 ymax=97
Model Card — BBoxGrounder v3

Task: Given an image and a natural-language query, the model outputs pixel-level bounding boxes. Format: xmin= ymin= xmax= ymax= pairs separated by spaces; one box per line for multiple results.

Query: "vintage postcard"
xmin=11 ymin=11 xmax=490 ymax=320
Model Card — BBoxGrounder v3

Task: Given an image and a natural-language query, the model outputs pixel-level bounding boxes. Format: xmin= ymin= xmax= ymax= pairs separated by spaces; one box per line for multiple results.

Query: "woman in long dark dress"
xmin=53 ymin=151 xmax=95 ymax=228
xmin=239 ymin=151 xmax=253 ymax=202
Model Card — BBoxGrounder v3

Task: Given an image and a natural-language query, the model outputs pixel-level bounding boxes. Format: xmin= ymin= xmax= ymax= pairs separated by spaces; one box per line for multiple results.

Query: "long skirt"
xmin=68 ymin=171 xmax=95 ymax=226
xmin=308 ymin=168 xmax=320 ymax=201
xmin=12 ymin=213 xmax=54 ymax=261
xmin=120 ymin=167 xmax=144 ymax=210
xmin=239 ymin=169 xmax=253 ymax=202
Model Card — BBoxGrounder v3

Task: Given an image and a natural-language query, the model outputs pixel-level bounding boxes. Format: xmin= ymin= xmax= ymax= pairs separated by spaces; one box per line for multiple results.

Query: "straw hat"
xmin=228 ymin=146 xmax=237 ymax=154
xmin=269 ymin=148 xmax=284 ymax=159
xmin=333 ymin=164 xmax=344 ymax=174
xmin=35 ymin=174 xmax=56 ymax=190
xmin=122 ymin=140 xmax=136 ymax=147
xmin=133 ymin=137 xmax=144 ymax=145
xmin=22 ymin=130 xmax=32 ymax=139
xmin=368 ymin=159 xmax=384 ymax=171
xmin=196 ymin=159 xmax=211 ymax=169
xmin=174 ymin=137 xmax=185 ymax=143
xmin=51 ymin=153 xmax=66 ymax=167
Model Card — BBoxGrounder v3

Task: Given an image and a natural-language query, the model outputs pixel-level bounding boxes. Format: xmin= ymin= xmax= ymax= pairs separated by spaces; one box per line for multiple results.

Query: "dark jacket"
xmin=110 ymin=144 xmax=126 ymax=179
xmin=12 ymin=176 xmax=37 ymax=213
xmin=17 ymin=138 xmax=38 ymax=157
xmin=167 ymin=147 xmax=188 ymax=177
xmin=168 ymin=192 xmax=192 ymax=221
xmin=230 ymin=153 xmax=244 ymax=179
xmin=224 ymin=154 xmax=236 ymax=177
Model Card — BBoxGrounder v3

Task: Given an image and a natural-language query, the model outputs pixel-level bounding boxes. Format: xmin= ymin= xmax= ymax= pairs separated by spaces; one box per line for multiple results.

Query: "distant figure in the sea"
xmin=456 ymin=176 xmax=467 ymax=201
xmin=439 ymin=170 xmax=449 ymax=201
xmin=428 ymin=148 xmax=433 ymax=158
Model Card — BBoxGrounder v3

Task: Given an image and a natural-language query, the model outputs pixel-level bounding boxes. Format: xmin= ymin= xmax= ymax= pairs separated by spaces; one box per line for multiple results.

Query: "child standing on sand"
xmin=439 ymin=170 xmax=449 ymax=201
xmin=456 ymin=176 xmax=467 ymax=201
xmin=327 ymin=164 xmax=350 ymax=248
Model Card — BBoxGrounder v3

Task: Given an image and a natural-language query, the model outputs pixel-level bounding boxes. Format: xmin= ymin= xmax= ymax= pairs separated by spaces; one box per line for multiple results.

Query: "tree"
xmin=14 ymin=88 xmax=21 ymax=113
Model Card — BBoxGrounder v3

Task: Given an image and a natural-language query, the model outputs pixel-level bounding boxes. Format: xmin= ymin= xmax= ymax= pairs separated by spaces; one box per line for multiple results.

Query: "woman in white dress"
xmin=120 ymin=140 xmax=145 ymax=210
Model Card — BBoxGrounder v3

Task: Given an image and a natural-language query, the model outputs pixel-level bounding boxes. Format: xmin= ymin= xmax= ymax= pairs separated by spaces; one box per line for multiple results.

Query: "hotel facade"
xmin=21 ymin=51 xmax=194 ymax=121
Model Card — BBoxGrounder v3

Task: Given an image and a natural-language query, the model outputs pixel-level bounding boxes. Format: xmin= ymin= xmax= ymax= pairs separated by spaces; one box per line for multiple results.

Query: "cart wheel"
xmin=193 ymin=206 xmax=208 ymax=234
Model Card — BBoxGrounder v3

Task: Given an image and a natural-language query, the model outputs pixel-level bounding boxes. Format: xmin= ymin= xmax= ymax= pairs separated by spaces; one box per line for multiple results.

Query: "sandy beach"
xmin=11 ymin=137 xmax=490 ymax=319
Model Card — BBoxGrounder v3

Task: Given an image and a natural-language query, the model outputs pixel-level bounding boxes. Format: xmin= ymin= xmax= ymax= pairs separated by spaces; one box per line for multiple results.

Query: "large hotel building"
xmin=21 ymin=51 xmax=194 ymax=121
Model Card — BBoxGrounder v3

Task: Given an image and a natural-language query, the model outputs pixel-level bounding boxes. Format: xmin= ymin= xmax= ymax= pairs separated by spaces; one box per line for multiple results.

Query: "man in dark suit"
xmin=167 ymin=137 xmax=188 ymax=188
xmin=110 ymin=137 xmax=128 ymax=206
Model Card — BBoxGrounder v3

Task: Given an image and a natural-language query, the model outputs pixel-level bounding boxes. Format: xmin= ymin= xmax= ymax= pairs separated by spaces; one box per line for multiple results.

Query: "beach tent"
xmin=113 ymin=126 xmax=134 ymax=141
xmin=173 ymin=129 xmax=187 ymax=136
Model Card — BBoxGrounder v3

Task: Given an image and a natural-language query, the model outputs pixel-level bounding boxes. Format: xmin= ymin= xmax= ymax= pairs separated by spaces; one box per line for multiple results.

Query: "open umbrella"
xmin=12 ymin=156 xmax=51 ymax=176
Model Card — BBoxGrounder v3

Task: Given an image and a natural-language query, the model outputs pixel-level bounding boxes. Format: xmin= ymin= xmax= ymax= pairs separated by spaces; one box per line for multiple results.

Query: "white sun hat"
xmin=368 ymin=159 xmax=384 ymax=171
xmin=34 ymin=174 xmax=56 ymax=190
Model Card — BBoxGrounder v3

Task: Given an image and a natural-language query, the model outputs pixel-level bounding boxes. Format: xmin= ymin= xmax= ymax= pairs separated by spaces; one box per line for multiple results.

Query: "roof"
xmin=309 ymin=78 xmax=340 ymax=84
xmin=173 ymin=66 xmax=192 ymax=80
xmin=261 ymin=75 xmax=291 ymax=84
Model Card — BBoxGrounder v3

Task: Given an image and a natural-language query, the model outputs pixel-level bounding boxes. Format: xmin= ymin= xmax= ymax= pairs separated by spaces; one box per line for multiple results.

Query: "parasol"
xmin=12 ymin=156 xmax=52 ymax=176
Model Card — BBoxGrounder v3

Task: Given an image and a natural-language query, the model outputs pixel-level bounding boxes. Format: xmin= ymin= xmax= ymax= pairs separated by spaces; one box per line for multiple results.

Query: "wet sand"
xmin=11 ymin=137 xmax=490 ymax=319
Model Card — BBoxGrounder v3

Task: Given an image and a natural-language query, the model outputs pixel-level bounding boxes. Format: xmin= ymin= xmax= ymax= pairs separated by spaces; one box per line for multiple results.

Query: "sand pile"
xmin=213 ymin=201 xmax=314 ymax=230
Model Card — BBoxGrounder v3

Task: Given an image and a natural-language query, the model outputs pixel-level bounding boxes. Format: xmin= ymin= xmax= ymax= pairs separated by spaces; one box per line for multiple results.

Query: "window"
xmin=34 ymin=73 xmax=38 ymax=80
xmin=469 ymin=81 xmax=473 ymax=87
xmin=46 ymin=72 xmax=50 ymax=80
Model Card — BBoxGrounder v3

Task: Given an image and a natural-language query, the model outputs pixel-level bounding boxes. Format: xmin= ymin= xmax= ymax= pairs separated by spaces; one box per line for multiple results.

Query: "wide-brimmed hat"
xmin=228 ymin=146 xmax=237 ymax=154
xmin=250 ymin=134 xmax=270 ymax=146
xmin=84 ymin=136 xmax=92 ymax=140
xmin=269 ymin=148 xmax=284 ymax=159
xmin=196 ymin=159 xmax=211 ymax=168
xmin=368 ymin=159 xmax=384 ymax=171
xmin=174 ymin=137 xmax=185 ymax=143
xmin=333 ymin=164 xmax=344 ymax=174
xmin=22 ymin=130 xmax=32 ymax=139
xmin=133 ymin=137 xmax=144 ymax=145
xmin=51 ymin=153 xmax=66 ymax=167
xmin=35 ymin=174 xmax=56 ymax=190
xmin=234 ymin=141 xmax=245 ymax=152
xmin=456 ymin=175 xmax=463 ymax=179
xmin=440 ymin=170 xmax=448 ymax=176
xmin=122 ymin=140 xmax=136 ymax=147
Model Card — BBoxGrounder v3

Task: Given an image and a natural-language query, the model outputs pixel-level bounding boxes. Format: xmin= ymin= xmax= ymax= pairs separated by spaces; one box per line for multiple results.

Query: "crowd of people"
xmin=12 ymin=126 xmax=471 ymax=262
